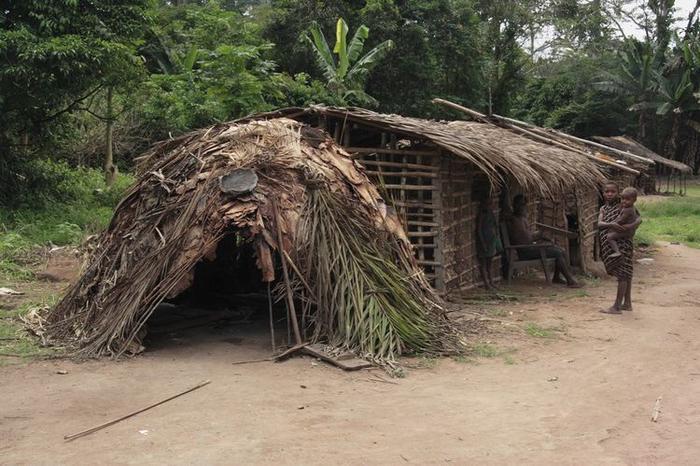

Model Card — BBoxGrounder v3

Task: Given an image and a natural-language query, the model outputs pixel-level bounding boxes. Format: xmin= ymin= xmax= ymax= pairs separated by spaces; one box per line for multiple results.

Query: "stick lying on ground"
xmin=64 ymin=380 xmax=211 ymax=441
xmin=651 ymin=396 xmax=662 ymax=422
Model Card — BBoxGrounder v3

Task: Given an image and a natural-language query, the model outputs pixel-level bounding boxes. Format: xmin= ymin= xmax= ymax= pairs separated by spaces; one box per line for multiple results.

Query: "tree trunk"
xmin=685 ymin=128 xmax=700 ymax=174
xmin=665 ymin=114 xmax=682 ymax=161
xmin=637 ymin=111 xmax=648 ymax=143
xmin=104 ymin=86 xmax=117 ymax=187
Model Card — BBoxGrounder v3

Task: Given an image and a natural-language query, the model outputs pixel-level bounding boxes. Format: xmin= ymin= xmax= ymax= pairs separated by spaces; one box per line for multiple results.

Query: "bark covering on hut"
xmin=43 ymin=119 xmax=460 ymax=360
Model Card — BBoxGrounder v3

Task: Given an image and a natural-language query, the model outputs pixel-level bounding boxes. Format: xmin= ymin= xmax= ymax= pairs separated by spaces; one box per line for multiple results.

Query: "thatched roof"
xmin=242 ymin=106 xmax=607 ymax=196
xmin=429 ymin=99 xmax=654 ymax=175
xmin=42 ymin=119 xmax=460 ymax=360
xmin=592 ymin=135 xmax=692 ymax=173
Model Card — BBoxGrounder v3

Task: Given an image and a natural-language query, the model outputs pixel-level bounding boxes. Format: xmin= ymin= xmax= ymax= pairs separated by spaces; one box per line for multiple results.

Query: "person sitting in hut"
xmin=476 ymin=193 xmax=503 ymax=290
xmin=507 ymin=194 xmax=581 ymax=288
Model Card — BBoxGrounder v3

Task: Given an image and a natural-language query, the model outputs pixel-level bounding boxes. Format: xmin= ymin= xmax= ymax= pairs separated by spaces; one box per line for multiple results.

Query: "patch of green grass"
xmin=416 ymin=355 xmax=439 ymax=369
xmin=488 ymin=308 xmax=509 ymax=318
xmin=636 ymin=185 xmax=700 ymax=249
xmin=0 ymin=165 xmax=134 ymax=282
xmin=0 ymin=259 xmax=34 ymax=281
xmin=0 ymin=297 xmax=60 ymax=365
xmin=452 ymin=355 xmax=476 ymax=364
xmin=568 ymin=289 xmax=590 ymax=299
xmin=472 ymin=342 xmax=499 ymax=358
xmin=503 ymin=354 xmax=516 ymax=365
xmin=468 ymin=343 xmax=517 ymax=362
xmin=583 ymin=276 xmax=601 ymax=287
xmin=524 ymin=322 xmax=556 ymax=338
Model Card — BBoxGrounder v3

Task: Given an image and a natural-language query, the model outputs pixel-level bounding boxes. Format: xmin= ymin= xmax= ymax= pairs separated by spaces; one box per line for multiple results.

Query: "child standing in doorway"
xmin=476 ymin=194 xmax=503 ymax=290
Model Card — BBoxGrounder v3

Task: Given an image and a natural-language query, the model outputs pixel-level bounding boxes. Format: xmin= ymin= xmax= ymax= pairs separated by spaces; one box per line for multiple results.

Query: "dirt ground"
xmin=2 ymin=241 xmax=699 ymax=465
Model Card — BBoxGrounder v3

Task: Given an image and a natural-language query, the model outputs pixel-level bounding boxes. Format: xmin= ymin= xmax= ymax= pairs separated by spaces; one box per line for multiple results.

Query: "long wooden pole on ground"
xmin=431 ymin=98 xmax=641 ymax=176
xmin=64 ymin=380 xmax=211 ymax=441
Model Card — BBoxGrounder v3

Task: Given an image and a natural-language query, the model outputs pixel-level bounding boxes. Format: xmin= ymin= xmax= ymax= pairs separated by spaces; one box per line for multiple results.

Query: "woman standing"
xmin=598 ymin=182 xmax=643 ymax=314
xmin=476 ymin=194 xmax=503 ymax=290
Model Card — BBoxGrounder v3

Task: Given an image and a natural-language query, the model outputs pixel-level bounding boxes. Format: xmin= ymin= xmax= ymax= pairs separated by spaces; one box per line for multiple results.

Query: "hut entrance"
xmin=145 ymin=233 xmax=285 ymax=349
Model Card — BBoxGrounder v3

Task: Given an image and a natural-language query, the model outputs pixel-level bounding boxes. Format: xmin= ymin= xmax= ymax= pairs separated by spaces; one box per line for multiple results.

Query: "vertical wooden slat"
xmin=433 ymin=153 xmax=445 ymax=290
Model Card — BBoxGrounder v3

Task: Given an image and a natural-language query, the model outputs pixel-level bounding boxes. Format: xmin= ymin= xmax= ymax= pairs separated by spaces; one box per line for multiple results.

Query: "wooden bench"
xmin=500 ymin=222 xmax=557 ymax=284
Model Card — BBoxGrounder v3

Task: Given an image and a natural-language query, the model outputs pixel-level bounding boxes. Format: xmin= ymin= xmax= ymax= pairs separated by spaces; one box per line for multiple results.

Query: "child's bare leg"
xmin=620 ymin=279 xmax=633 ymax=310
xmin=608 ymin=237 xmax=622 ymax=258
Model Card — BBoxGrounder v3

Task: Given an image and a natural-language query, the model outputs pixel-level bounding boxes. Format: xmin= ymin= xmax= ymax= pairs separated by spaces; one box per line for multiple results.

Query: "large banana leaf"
xmin=346 ymin=39 xmax=394 ymax=85
xmin=182 ymin=46 xmax=199 ymax=73
xmin=334 ymin=18 xmax=350 ymax=79
xmin=306 ymin=23 xmax=338 ymax=84
xmin=347 ymin=24 xmax=370 ymax=64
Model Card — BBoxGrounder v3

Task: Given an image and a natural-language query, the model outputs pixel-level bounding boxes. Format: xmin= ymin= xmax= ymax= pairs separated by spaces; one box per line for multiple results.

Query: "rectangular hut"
xmin=592 ymin=135 xmax=692 ymax=195
xmin=430 ymin=100 xmax=654 ymax=274
xmin=243 ymin=107 xmax=630 ymax=294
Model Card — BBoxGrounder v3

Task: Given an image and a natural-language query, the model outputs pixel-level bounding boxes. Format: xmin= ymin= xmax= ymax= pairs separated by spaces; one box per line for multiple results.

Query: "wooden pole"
xmin=436 ymin=97 xmax=652 ymax=167
xmin=104 ymin=86 xmax=118 ymax=187
xmin=431 ymin=98 xmax=640 ymax=175
xmin=490 ymin=112 xmax=654 ymax=166
xmin=64 ymin=380 xmax=211 ymax=441
xmin=272 ymin=200 xmax=302 ymax=345
xmin=267 ymin=282 xmax=276 ymax=353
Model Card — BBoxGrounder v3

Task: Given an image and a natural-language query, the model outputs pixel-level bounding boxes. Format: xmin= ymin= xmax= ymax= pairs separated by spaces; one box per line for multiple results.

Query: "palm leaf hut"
xmin=592 ymin=135 xmax=692 ymax=194
xmin=242 ymin=105 xmax=638 ymax=291
xmin=42 ymin=119 xmax=461 ymax=360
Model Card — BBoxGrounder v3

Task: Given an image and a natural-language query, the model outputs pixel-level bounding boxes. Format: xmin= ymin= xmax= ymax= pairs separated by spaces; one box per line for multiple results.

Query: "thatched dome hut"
xmin=42 ymin=119 xmax=460 ymax=361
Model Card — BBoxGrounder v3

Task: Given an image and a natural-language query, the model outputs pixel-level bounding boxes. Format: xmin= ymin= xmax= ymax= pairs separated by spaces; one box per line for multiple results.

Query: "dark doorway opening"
xmin=145 ymin=232 xmax=287 ymax=351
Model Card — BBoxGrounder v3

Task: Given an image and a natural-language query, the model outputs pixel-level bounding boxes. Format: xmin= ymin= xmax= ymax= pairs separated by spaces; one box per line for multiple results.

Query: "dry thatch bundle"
xmin=42 ymin=119 xmax=461 ymax=360
xmin=243 ymin=106 xmax=607 ymax=197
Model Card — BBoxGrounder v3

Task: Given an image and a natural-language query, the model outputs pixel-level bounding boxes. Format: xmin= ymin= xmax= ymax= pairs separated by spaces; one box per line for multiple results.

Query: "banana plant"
xmin=306 ymin=18 xmax=394 ymax=106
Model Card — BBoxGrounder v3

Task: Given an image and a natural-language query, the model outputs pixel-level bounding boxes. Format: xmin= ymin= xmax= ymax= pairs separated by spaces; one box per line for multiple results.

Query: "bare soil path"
xmin=2 ymin=242 xmax=699 ymax=465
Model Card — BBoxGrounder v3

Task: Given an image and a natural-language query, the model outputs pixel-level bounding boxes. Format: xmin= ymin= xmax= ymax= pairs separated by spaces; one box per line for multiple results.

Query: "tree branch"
xmin=601 ymin=6 xmax=628 ymax=40
xmin=686 ymin=0 xmax=700 ymax=38
xmin=41 ymin=85 xmax=104 ymax=123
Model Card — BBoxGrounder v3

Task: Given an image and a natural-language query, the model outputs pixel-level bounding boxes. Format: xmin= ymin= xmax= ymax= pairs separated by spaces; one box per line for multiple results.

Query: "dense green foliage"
xmin=2 ymin=0 xmax=700 ymax=225
xmin=0 ymin=161 xmax=133 ymax=280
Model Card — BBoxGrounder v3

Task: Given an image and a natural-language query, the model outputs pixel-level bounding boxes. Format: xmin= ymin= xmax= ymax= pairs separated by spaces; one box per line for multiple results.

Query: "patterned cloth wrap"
xmin=600 ymin=202 xmax=634 ymax=280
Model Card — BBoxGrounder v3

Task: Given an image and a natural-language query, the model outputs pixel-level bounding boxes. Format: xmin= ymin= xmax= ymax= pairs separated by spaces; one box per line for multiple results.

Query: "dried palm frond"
xmin=292 ymin=189 xmax=460 ymax=361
